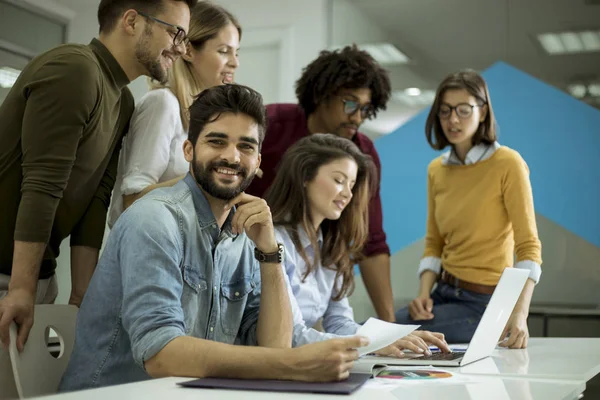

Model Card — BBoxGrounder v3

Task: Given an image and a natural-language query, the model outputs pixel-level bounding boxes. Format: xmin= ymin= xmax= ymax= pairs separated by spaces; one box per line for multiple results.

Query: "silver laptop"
xmin=367 ymin=267 xmax=529 ymax=367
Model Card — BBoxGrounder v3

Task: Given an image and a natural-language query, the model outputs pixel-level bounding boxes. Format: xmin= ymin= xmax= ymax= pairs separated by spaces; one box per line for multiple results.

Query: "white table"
xmin=35 ymin=376 xmax=585 ymax=400
xmin=455 ymin=338 xmax=600 ymax=382
xmin=31 ymin=338 xmax=600 ymax=400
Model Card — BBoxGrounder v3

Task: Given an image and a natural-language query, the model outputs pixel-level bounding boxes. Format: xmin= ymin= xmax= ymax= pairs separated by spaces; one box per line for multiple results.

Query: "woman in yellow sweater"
xmin=394 ymin=70 xmax=542 ymax=349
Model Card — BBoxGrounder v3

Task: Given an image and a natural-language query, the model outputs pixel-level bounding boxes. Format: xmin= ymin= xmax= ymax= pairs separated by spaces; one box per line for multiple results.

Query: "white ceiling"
xmin=347 ymin=0 xmax=600 ymax=95
xmin=341 ymin=0 xmax=600 ymax=135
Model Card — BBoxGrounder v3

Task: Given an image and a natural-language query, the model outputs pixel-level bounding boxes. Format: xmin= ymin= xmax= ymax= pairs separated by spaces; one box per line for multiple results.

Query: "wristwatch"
xmin=254 ymin=243 xmax=285 ymax=263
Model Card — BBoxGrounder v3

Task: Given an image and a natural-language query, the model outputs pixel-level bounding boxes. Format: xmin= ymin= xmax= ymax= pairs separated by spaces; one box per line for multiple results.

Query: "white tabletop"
xmin=29 ymin=338 xmax=599 ymax=400
xmin=455 ymin=337 xmax=600 ymax=381
xmin=34 ymin=376 xmax=585 ymax=400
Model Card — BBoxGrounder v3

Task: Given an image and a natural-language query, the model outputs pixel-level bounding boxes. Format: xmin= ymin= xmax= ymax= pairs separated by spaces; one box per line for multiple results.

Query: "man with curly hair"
xmin=246 ymin=45 xmax=395 ymax=322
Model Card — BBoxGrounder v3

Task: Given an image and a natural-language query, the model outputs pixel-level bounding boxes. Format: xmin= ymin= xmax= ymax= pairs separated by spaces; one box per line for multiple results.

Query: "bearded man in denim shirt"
xmin=59 ymin=84 xmax=368 ymax=392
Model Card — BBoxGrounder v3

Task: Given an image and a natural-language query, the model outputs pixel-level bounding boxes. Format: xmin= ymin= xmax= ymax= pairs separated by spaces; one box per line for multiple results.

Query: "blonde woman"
xmin=108 ymin=1 xmax=241 ymax=226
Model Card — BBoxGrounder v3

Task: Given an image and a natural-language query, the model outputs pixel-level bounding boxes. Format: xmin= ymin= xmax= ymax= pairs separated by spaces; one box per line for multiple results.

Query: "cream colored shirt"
xmin=108 ymin=88 xmax=188 ymax=227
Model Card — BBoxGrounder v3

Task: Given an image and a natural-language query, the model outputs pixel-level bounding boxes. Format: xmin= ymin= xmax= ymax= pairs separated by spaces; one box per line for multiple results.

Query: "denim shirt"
xmin=275 ymin=226 xmax=360 ymax=347
xmin=60 ymin=173 xmax=261 ymax=392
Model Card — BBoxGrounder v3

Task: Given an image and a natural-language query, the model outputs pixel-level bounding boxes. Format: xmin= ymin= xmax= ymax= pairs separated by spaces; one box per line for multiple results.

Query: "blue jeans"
xmin=395 ymin=281 xmax=492 ymax=344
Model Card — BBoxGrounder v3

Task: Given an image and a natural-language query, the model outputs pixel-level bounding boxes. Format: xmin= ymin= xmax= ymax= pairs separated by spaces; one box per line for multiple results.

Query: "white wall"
xmin=217 ymin=0 xmax=328 ymax=103
xmin=55 ymin=0 xmax=330 ymax=103
xmin=331 ymin=0 xmax=388 ymax=46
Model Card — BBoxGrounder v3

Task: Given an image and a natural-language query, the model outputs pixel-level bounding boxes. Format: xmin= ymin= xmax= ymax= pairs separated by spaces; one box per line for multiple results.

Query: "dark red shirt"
xmin=247 ymin=103 xmax=390 ymax=257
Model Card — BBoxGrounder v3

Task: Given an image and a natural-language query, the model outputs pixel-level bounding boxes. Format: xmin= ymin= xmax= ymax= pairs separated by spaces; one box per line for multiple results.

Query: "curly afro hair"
xmin=295 ymin=44 xmax=391 ymax=118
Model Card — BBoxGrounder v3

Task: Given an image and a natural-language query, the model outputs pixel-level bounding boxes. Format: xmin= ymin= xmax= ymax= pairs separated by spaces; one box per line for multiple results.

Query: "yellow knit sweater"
xmin=423 ymin=146 xmax=542 ymax=286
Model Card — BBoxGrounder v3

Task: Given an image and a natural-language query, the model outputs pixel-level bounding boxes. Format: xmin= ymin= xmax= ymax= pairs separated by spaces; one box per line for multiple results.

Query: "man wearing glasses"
xmin=246 ymin=45 xmax=396 ymax=322
xmin=0 ymin=0 xmax=195 ymax=352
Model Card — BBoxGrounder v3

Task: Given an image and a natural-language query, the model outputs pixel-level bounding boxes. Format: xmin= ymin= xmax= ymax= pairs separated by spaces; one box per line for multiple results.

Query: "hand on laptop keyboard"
xmin=416 ymin=352 xmax=464 ymax=361
xmin=372 ymin=331 xmax=450 ymax=358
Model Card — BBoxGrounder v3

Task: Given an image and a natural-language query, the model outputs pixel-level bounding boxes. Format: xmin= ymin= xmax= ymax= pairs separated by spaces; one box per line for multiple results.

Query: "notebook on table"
xmin=177 ymin=373 xmax=371 ymax=395
xmin=352 ymin=267 xmax=530 ymax=371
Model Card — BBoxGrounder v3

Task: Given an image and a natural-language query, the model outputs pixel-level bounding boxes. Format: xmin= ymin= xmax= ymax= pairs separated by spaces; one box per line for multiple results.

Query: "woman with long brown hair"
xmin=265 ymin=133 xmax=448 ymax=355
xmin=108 ymin=1 xmax=241 ymax=226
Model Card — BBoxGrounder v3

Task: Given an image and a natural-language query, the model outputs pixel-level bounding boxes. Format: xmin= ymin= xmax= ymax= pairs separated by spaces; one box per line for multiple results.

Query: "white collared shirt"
xmin=419 ymin=142 xmax=542 ymax=284
xmin=275 ymin=225 xmax=360 ymax=347
xmin=108 ymin=88 xmax=188 ymax=227
xmin=442 ymin=141 xmax=501 ymax=166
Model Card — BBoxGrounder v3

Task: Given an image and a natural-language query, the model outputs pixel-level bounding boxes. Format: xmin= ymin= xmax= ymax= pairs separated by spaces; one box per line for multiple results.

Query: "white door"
xmin=232 ymin=26 xmax=294 ymax=105
xmin=234 ymin=42 xmax=280 ymax=104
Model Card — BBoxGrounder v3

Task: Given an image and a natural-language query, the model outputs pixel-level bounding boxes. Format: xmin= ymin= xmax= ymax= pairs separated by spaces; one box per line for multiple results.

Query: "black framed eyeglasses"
xmin=438 ymin=103 xmax=482 ymax=119
xmin=340 ymin=98 xmax=375 ymax=120
xmin=136 ymin=10 xmax=189 ymax=46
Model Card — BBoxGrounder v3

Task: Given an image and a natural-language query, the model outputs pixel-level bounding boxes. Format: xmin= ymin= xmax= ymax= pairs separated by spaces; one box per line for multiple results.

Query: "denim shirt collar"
xmin=183 ymin=173 xmax=235 ymax=236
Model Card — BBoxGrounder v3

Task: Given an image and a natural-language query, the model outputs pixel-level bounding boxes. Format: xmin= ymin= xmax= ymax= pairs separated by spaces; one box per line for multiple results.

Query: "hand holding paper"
xmin=355 ymin=318 xmax=420 ymax=356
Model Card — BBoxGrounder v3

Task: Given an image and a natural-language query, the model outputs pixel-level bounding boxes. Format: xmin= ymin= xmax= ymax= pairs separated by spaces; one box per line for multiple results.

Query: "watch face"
xmin=278 ymin=243 xmax=285 ymax=263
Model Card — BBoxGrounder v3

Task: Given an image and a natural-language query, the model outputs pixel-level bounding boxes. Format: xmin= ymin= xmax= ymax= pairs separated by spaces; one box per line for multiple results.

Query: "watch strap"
xmin=254 ymin=243 xmax=284 ymax=263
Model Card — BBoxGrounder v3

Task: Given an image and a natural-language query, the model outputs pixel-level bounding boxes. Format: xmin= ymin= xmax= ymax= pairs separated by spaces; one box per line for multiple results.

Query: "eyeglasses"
xmin=340 ymin=98 xmax=375 ymax=120
xmin=438 ymin=103 xmax=482 ymax=119
xmin=136 ymin=10 xmax=189 ymax=46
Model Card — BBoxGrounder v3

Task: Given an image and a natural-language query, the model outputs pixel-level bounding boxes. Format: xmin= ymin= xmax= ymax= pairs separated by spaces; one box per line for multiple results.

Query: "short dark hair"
xmin=425 ymin=70 xmax=497 ymax=150
xmin=295 ymin=44 xmax=391 ymax=118
xmin=98 ymin=0 xmax=197 ymax=33
xmin=188 ymin=84 xmax=267 ymax=148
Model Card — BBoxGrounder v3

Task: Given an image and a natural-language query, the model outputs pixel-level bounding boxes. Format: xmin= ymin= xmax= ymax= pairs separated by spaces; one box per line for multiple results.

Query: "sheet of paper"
xmin=355 ymin=318 xmax=420 ymax=356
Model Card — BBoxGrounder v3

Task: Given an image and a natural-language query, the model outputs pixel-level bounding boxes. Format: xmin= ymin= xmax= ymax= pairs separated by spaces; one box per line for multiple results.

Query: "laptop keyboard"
xmin=417 ymin=352 xmax=463 ymax=361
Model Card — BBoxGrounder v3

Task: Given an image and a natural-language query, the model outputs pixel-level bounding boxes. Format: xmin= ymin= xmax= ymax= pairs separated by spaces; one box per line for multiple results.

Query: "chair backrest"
xmin=8 ymin=304 xmax=78 ymax=399
xmin=0 ymin=346 xmax=19 ymax=399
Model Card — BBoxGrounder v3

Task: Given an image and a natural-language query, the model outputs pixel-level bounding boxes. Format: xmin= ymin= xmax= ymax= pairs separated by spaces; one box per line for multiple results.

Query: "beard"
xmin=135 ymin=26 xmax=168 ymax=84
xmin=336 ymin=123 xmax=359 ymax=139
xmin=192 ymin=155 xmax=255 ymax=201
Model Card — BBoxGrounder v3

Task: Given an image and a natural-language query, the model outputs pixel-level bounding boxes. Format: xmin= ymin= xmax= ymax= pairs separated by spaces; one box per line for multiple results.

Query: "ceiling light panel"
xmin=328 ymin=43 xmax=410 ymax=65
xmin=361 ymin=43 xmax=409 ymax=65
xmin=0 ymin=66 xmax=21 ymax=89
xmin=393 ymin=89 xmax=435 ymax=106
xmin=580 ymin=31 xmax=600 ymax=51
xmin=538 ymin=31 xmax=600 ymax=55
xmin=588 ymin=84 xmax=600 ymax=97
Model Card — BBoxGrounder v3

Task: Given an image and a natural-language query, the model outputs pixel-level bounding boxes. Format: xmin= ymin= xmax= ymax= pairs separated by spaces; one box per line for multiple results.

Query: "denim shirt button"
xmin=235 ymin=291 xmax=240 ymax=297
xmin=210 ymin=327 xmax=214 ymax=332
xmin=214 ymin=286 xmax=217 ymax=291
